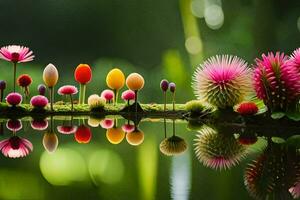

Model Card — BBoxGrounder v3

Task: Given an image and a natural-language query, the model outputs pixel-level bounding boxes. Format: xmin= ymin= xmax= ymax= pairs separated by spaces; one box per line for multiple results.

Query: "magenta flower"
xmin=289 ymin=48 xmax=300 ymax=69
xmin=31 ymin=119 xmax=48 ymax=131
xmin=0 ymin=136 xmax=33 ymax=158
xmin=290 ymin=181 xmax=300 ymax=199
xmin=253 ymin=52 xmax=300 ymax=111
xmin=6 ymin=92 xmax=22 ymax=106
xmin=57 ymin=125 xmax=77 ymax=134
xmin=6 ymin=119 xmax=22 ymax=132
xmin=121 ymin=123 xmax=135 ymax=133
xmin=30 ymin=95 xmax=48 ymax=109
xmin=121 ymin=90 xmax=135 ymax=106
xmin=0 ymin=45 xmax=34 ymax=92
xmin=101 ymin=89 xmax=114 ymax=103
xmin=58 ymin=85 xmax=78 ymax=111
xmin=99 ymin=119 xmax=114 ymax=129
xmin=38 ymin=84 xmax=46 ymax=96
xmin=0 ymin=45 xmax=34 ymax=63
xmin=193 ymin=55 xmax=252 ymax=108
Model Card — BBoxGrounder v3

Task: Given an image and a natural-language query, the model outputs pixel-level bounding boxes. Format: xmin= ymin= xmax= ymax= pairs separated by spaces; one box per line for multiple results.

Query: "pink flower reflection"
xmin=57 ymin=125 xmax=77 ymax=134
xmin=121 ymin=123 xmax=135 ymax=133
xmin=31 ymin=119 xmax=48 ymax=130
xmin=99 ymin=119 xmax=114 ymax=129
xmin=0 ymin=136 xmax=33 ymax=158
xmin=6 ymin=119 xmax=22 ymax=132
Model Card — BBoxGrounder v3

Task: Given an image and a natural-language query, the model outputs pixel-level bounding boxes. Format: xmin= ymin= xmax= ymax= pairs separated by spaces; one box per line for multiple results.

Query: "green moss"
xmin=185 ymin=100 xmax=207 ymax=113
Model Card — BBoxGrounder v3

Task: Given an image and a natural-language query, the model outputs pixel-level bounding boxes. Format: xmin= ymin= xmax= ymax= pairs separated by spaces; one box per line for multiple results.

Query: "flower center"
xmin=9 ymin=136 xmax=20 ymax=149
xmin=11 ymin=52 xmax=20 ymax=63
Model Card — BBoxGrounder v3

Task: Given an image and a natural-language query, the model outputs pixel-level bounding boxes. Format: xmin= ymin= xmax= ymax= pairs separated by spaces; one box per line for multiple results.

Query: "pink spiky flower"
xmin=289 ymin=48 xmax=300 ymax=69
xmin=0 ymin=136 xmax=33 ymax=158
xmin=192 ymin=55 xmax=252 ymax=108
xmin=101 ymin=89 xmax=114 ymax=103
xmin=194 ymin=126 xmax=246 ymax=170
xmin=253 ymin=52 xmax=300 ymax=111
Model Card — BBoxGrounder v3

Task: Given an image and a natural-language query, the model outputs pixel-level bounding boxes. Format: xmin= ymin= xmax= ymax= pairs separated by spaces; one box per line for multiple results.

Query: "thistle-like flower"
xmin=192 ymin=55 xmax=252 ymax=108
xmin=194 ymin=126 xmax=247 ymax=170
xmin=253 ymin=52 xmax=300 ymax=111
xmin=17 ymin=74 xmax=32 ymax=100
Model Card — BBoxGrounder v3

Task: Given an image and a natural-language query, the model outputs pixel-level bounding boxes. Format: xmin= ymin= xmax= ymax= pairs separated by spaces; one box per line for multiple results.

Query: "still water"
xmin=0 ymin=116 xmax=299 ymax=200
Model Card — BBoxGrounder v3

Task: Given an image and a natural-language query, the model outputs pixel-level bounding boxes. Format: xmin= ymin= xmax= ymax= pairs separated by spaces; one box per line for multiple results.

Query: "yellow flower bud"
xmin=43 ymin=63 xmax=59 ymax=87
xmin=106 ymin=68 xmax=125 ymax=90
xmin=126 ymin=73 xmax=145 ymax=91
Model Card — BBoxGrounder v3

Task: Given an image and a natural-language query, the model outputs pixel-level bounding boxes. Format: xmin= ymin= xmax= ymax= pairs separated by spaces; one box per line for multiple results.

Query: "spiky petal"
xmin=253 ymin=52 xmax=300 ymax=111
xmin=192 ymin=55 xmax=252 ymax=108
xmin=194 ymin=126 xmax=246 ymax=170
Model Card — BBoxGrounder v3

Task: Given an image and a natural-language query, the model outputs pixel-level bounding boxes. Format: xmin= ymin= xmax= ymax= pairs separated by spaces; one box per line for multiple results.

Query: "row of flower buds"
xmin=0 ymin=44 xmax=146 ymax=112
xmin=160 ymin=79 xmax=176 ymax=111
xmin=0 ymin=118 xmax=145 ymax=158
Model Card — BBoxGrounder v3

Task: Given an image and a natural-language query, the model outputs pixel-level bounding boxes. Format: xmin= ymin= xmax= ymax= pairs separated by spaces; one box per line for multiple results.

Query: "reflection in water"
xmin=75 ymin=125 xmax=92 ymax=144
xmin=57 ymin=117 xmax=77 ymax=134
xmin=0 ymin=119 xmax=32 ymax=158
xmin=170 ymin=153 xmax=191 ymax=200
xmin=126 ymin=127 xmax=144 ymax=146
xmin=100 ymin=118 xmax=114 ymax=129
xmin=106 ymin=127 xmax=125 ymax=144
xmin=43 ymin=131 xmax=58 ymax=153
xmin=159 ymin=119 xmax=187 ymax=156
xmin=244 ymin=139 xmax=300 ymax=199
xmin=31 ymin=118 xmax=48 ymax=131
xmin=194 ymin=126 xmax=247 ymax=170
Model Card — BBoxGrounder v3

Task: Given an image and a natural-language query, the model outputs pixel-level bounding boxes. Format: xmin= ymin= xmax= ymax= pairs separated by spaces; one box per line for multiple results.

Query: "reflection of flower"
xmin=121 ymin=124 xmax=135 ymax=133
xmin=290 ymin=181 xmax=300 ymax=199
xmin=57 ymin=125 xmax=77 ymax=134
xmin=31 ymin=119 xmax=48 ymax=130
xmin=75 ymin=125 xmax=92 ymax=143
xmin=0 ymin=136 xmax=33 ymax=158
xmin=160 ymin=136 xmax=187 ymax=156
xmin=106 ymin=127 xmax=125 ymax=144
xmin=126 ymin=128 xmax=144 ymax=146
xmin=100 ymin=119 xmax=114 ymax=129
xmin=6 ymin=119 xmax=22 ymax=132
xmin=43 ymin=132 xmax=58 ymax=153
xmin=194 ymin=126 xmax=246 ymax=170
xmin=244 ymin=143 xmax=300 ymax=199
xmin=193 ymin=55 xmax=252 ymax=108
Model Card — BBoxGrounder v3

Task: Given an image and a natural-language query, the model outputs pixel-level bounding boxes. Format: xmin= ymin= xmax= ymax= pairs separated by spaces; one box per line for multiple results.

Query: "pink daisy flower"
xmin=0 ymin=136 xmax=33 ymax=158
xmin=192 ymin=55 xmax=252 ymax=108
xmin=0 ymin=45 xmax=34 ymax=63
xmin=253 ymin=52 xmax=300 ymax=111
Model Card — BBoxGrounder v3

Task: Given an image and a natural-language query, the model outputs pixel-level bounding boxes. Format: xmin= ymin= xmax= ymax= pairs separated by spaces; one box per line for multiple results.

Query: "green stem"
xmin=0 ymin=90 xmax=3 ymax=102
xmin=70 ymin=94 xmax=74 ymax=111
xmin=163 ymin=92 xmax=167 ymax=112
xmin=114 ymin=89 xmax=119 ymax=105
xmin=49 ymin=87 xmax=53 ymax=111
xmin=172 ymin=119 xmax=175 ymax=136
xmin=79 ymin=84 xmax=86 ymax=104
xmin=134 ymin=90 xmax=138 ymax=113
xmin=164 ymin=117 xmax=167 ymax=138
xmin=13 ymin=62 xmax=17 ymax=92
xmin=172 ymin=92 xmax=176 ymax=111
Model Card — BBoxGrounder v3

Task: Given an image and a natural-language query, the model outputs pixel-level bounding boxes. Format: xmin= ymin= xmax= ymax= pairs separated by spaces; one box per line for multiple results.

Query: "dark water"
xmin=0 ymin=116 xmax=299 ymax=200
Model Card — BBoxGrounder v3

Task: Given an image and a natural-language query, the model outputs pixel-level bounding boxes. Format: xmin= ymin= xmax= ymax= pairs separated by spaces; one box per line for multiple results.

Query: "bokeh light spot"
xmin=191 ymin=0 xmax=205 ymax=18
xmin=204 ymin=4 xmax=224 ymax=30
xmin=40 ymin=148 xmax=88 ymax=186
xmin=185 ymin=36 xmax=203 ymax=55
xmin=88 ymin=149 xmax=124 ymax=185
